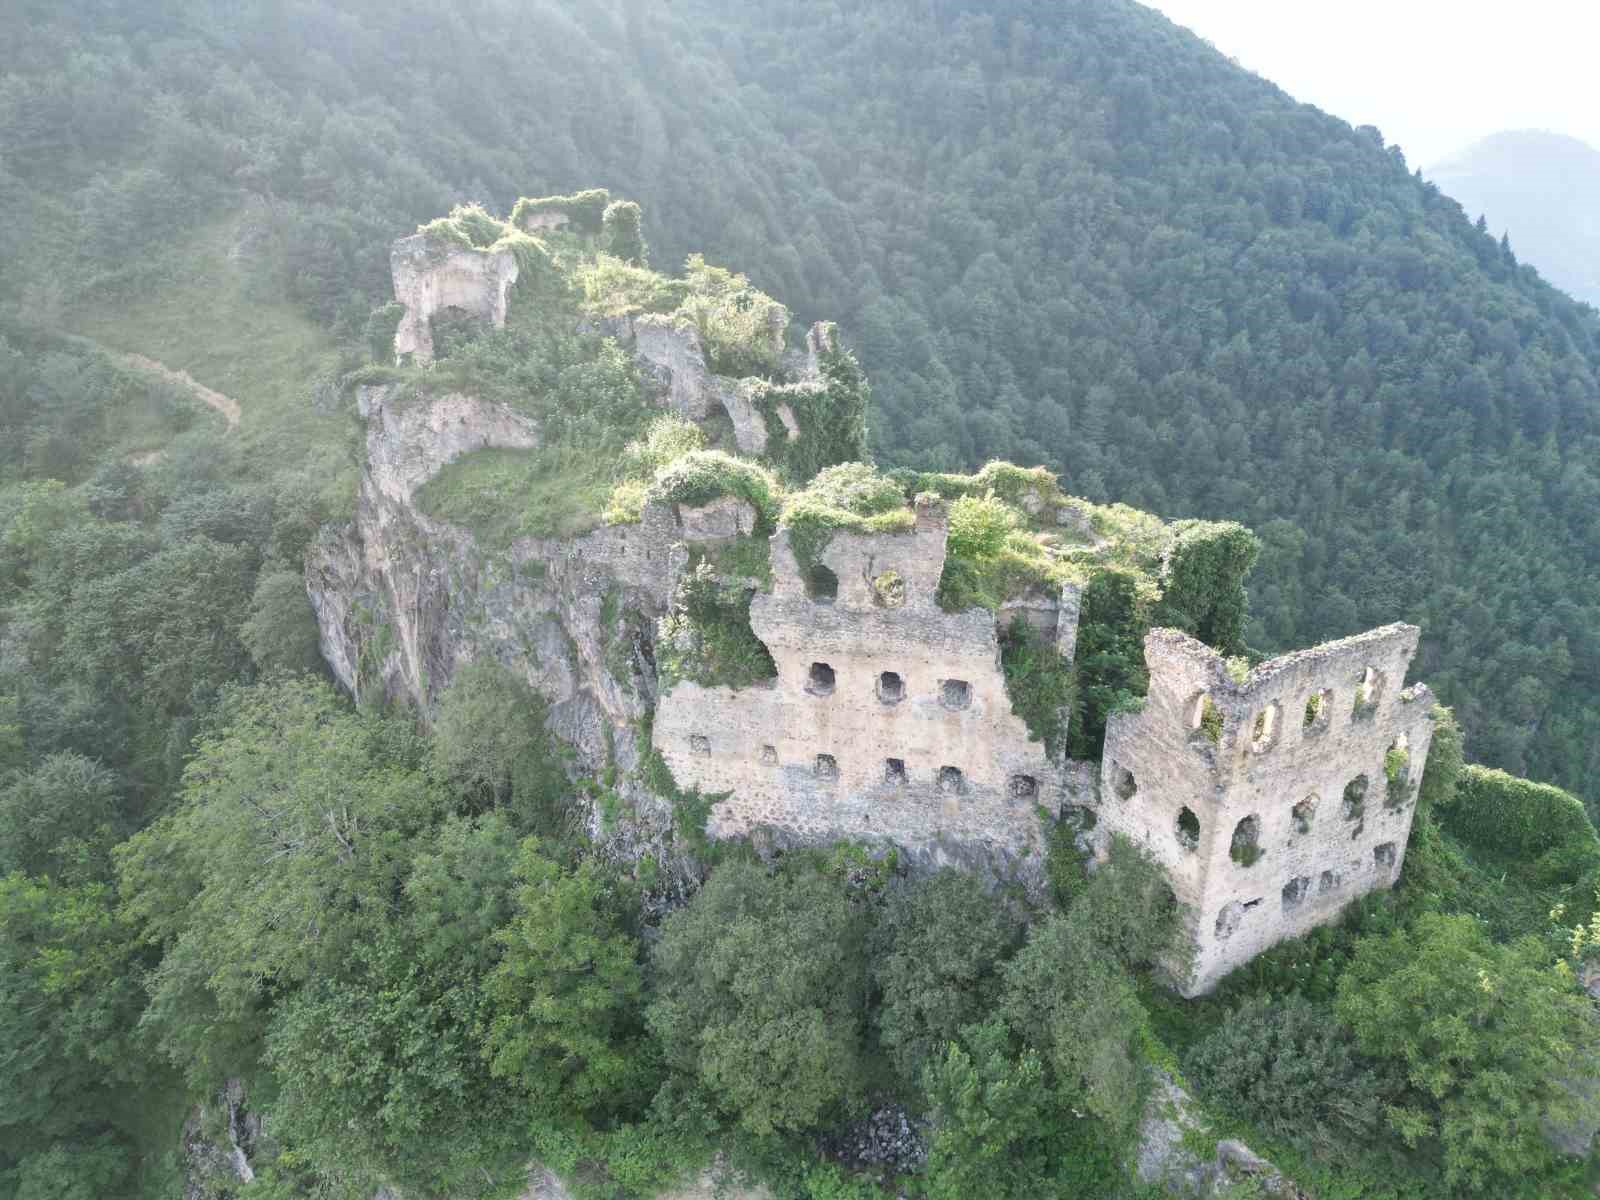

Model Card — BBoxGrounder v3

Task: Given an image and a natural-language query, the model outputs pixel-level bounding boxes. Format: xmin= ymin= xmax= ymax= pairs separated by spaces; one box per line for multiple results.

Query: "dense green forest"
xmin=4 ymin=0 xmax=1599 ymax=796
xmin=7 ymin=1 xmax=1600 ymax=1197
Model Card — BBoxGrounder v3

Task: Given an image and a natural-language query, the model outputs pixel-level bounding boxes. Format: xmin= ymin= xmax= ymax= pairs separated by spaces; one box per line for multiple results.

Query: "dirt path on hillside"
xmin=121 ymin=353 xmax=242 ymax=430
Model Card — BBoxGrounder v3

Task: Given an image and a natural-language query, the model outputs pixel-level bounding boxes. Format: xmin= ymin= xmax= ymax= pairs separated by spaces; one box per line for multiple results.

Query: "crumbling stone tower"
xmin=1098 ymin=624 xmax=1437 ymax=996
xmin=654 ymin=496 xmax=1080 ymax=877
xmin=390 ymin=234 xmax=519 ymax=365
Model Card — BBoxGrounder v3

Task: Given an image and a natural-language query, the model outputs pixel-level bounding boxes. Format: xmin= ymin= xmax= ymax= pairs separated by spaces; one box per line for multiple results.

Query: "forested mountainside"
xmin=5 ymin=0 xmax=1598 ymax=797
xmin=7 ymin=183 xmax=1600 ymax=1200
xmin=10 ymin=0 xmax=1600 ymax=1188
xmin=1428 ymin=130 xmax=1600 ymax=308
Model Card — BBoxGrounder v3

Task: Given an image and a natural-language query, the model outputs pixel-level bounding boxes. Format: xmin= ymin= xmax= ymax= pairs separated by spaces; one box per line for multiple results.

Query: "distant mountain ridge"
xmin=1429 ymin=129 xmax=1600 ymax=306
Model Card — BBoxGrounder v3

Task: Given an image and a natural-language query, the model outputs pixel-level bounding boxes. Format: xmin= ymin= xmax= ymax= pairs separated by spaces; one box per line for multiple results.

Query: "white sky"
xmin=1140 ymin=0 xmax=1600 ymax=167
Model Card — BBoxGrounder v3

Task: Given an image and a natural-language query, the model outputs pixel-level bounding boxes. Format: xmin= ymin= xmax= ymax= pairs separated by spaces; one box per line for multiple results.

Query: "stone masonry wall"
xmin=1099 ymin=625 xmax=1437 ymax=996
xmin=653 ymin=498 xmax=1076 ymax=881
xmin=391 ymin=234 xmax=519 ymax=364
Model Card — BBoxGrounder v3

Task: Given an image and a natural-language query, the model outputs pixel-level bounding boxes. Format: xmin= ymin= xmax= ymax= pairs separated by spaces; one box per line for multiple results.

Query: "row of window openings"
xmin=1215 ymin=846 xmax=1398 ymax=939
xmin=1173 ymin=742 xmax=1412 ymax=859
xmin=685 ymin=736 xmax=1039 ymax=799
xmin=806 ymin=663 xmax=970 ymax=710
xmin=1186 ymin=666 xmax=1389 ymax=753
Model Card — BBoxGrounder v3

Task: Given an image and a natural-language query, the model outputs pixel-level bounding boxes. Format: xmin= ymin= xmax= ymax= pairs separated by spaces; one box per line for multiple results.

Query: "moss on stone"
xmin=779 ymin=462 xmax=917 ymax=573
xmin=644 ymin=450 xmax=782 ymax=530
xmin=511 ymin=189 xmax=612 ymax=235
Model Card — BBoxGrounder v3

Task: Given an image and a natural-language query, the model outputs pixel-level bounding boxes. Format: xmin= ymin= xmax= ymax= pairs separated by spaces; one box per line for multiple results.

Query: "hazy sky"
xmin=1142 ymin=1 xmax=1600 ymax=167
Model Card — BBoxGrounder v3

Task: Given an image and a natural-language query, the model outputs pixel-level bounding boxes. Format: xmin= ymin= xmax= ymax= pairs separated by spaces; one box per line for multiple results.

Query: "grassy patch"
xmin=64 ymin=217 xmax=353 ymax=496
xmin=415 ymin=445 xmax=611 ymax=549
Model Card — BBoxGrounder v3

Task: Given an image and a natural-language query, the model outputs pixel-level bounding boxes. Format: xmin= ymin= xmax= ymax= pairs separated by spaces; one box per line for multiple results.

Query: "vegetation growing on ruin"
xmin=644 ymin=451 xmax=781 ymax=529
xmin=779 ymin=462 xmax=917 ymax=574
xmin=998 ymin=619 xmax=1076 ymax=760
xmin=510 ymin=189 xmax=613 ymax=236
xmin=655 ymin=561 xmax=777 ymax=693
xmin=754 ymin=337 xmax=873 ymax=485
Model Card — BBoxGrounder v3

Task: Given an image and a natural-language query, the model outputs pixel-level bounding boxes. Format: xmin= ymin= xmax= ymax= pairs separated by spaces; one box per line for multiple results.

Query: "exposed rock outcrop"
xmin=306 ymin=381 xmax=688 ymax=856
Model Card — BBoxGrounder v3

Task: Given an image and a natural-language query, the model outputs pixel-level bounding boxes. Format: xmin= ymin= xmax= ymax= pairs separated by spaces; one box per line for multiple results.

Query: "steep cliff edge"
xmin=306 ymin=195 xmax=1258 ymax=882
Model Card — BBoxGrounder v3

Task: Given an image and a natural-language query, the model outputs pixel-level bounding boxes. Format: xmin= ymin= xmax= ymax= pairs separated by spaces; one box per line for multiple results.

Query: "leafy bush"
xmin=362 ymin=300 xmax=405 ymax=362
xmin=1152 ymin=519 xmax=1260 ymax=655
xmin=1443 ymin=765 xmax=1597 ymax=858
xmin=870 ymin=870 xmax=1024 ymax=1085
xmin=601 ymin=200 xmax=647 ymax=265
xmin=936 ymin=493 xmax=1060 ymax=612
xmin=779 ymin=462 xmax=916 ymax=572
xmin=676 ymin=254 xmax=788 ymax=377
xmin=644 ymin=449 xmax=781 ymax=529
xmin=1066 ymin=568 xmax=1151 ymax=760
xmin=575 ymin=254 xmax=689 ymax=318
xmin=647 ymin=861 xmax=869 ymax=1135
xmin=1184 ymin=994 xmax=1401 ymax=1156
xmin=756 ymin=337 xmax=871 ymax=484
xmin=655 ymin=562 xmax=777 ymax=691
xmin=1416 ymin=704 xmax=1464 ymax=817
xmin=1335 ymin=912 xmax=1600 ymax=1191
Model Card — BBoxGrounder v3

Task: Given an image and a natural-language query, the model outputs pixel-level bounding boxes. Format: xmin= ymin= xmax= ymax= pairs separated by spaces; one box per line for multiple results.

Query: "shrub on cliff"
xmin=676 ymin=255 xmax=788 ymax=378
xmin=1442 ymin=766 xmax=1597 ymax=859
xmin=757 ymin=339 xmax=872 ymax=485
xmin=602 ymin=200 xmax=647 ymax=266
xmin=779 ymin=461 xmax=915 ymax=572
xmin=644 ymin=450 xmax=781 ymax=530
xmin=648 ymin=861 xmax=869 ymax=1135
xmin=655 ymin=561 xmax=777 ymax=692
xmin=511 ymin=189 xmax=611 ymax=236
xmin=1152 ymin=520 xmax=1261 ymax=657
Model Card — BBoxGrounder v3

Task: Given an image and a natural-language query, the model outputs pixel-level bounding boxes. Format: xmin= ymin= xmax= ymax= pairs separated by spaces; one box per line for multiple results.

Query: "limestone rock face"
xmin=306 ymin=384 xmax=684 ymax=807
xmin=1098 ymin=624 xmax=1436 ymax=996
xmin=390 ymin=234 xmax=519 ymax=364
xmin=653 ymin=497 xmax=1076 ymax=885
xmin=616 ymin=315 xmax=773 ymax=455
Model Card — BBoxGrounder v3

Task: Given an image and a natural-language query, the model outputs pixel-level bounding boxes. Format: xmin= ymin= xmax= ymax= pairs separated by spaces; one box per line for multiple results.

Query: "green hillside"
xmin=4 ymin=0 xmax=1597 ymax=798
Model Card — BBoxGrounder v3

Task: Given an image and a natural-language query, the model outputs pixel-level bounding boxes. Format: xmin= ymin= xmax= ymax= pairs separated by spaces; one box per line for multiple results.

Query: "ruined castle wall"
xmin=1100 ymin=625 xmax=1436 ymax=995
xmin=390 ymin=234 xmax=519 ymax=365
xmin=653 ymin=502 xmax=1071 ymax=876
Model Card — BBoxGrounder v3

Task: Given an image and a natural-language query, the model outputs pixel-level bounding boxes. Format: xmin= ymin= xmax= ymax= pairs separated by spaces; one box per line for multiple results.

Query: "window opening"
xmin=1230 ymin=815 xmax=1262 ymax=867
xmin=814 ymin=753 xmax=839 ymax=781
xmin=1292 ymin=795 xmax=1317 ymax=836
xmin=877 ymin=671 xmax=905 ymax=704
xmin=807 ymin=662 xmax=836 ymax=696
xmin=806 ymin=564 xmax=839 ymax=603
xmin=1176 ymin=807 xmax=1201 ymax=851
xmin=884 ymin=758 xmax=907 ymax=785
xmin=1249 ymin=702 xmax=1281 ymax=754
xmin=941 ymin=679 xmax=972 ymax=710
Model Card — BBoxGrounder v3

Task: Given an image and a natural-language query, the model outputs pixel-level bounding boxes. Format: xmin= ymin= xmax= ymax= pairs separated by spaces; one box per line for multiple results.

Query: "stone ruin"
xmin=653 ymin=495 xmax=1082 ymax=879
xmin=1097 ymin=624 xmax=1436 ymax=995
xmin=390 ymin=233 xmax=519 ymax=365
xmin=372 ymin=219 xmax=1440 ymax=997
